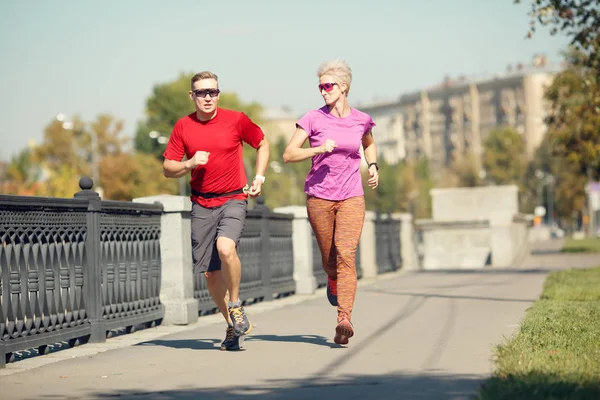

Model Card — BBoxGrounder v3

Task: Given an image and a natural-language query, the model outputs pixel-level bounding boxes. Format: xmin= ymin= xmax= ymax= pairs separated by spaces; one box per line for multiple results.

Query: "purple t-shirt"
xmin=296 ymin=106 xmax=376 ymax=201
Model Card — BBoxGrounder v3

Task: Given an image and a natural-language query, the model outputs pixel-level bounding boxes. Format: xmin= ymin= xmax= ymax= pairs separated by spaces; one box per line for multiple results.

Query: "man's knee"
xmin=216 ymin=238 xmax=237 ymax=262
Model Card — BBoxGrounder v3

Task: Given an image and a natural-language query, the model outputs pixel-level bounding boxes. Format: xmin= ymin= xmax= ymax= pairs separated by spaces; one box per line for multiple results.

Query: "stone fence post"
xmin=393 ymin=212 xmax=420 ymax=270
xmin=360 ymin=210 xmax=378 ymax=278
xmin=134 ymin=194 xmax=198 ymax=325
xmin=274 ymin=205 xmax=317 ymax=294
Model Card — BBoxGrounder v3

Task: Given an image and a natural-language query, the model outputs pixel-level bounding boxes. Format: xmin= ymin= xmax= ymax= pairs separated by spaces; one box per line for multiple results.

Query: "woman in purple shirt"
xmin=283 ymin=59 xmax=379 ymax=346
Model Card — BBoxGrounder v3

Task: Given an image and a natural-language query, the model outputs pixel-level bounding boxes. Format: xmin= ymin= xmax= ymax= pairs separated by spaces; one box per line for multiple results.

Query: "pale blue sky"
xmin=0 ymin=0 xmax=569 ymax=161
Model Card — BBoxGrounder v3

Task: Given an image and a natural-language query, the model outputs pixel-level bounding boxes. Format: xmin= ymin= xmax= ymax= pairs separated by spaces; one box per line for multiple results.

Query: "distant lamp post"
xmin=57 ymin=113 xmax=103 ymax=198
xmin=534 ymin=169 xmax=555 ymax=226
xmin=148 ymin=131 xmax=185 ymax=196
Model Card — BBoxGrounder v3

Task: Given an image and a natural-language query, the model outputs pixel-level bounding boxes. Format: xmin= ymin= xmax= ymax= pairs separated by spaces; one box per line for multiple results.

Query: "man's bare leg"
xmin=204 ymin=270 xmax=231 ymax=325
xmin=216 ymin=237 xmax=242 ymax=303
xmin=216 ymin=236 xmax=251 ymax=335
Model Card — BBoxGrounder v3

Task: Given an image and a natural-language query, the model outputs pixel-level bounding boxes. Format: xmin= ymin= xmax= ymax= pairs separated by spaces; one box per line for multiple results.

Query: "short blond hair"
xmin=191 ymin=71 xmax=218 ymax=89
xmin=317 ymin=59 xmax=353 ymax=95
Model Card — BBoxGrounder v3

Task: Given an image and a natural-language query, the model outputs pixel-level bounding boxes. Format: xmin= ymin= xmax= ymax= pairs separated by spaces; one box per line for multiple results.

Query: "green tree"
xmin=440 ymin=151 xmax=485 ymax=188
xmin=100 ymin=152 xmax=178 ymax=201
xmin=33 ymin=116 xmax=83 ymax=174
xmin=516 ymin=0 xmax=600 ymax=67
xmin=25 ymin=113 xmax=173 ymax=200
xmin=0 ymin=148 xmax=44 ymax=196
xmin=483 ymin=127 xmax=526 ymax=185
xmin=520 ymin=136 xmax=554 ymax=213
xmin=362 ymin=156 xmax=433 ymax=218
xmin=367 ymin=156 xmax=398 ymax=213
xmin=544 ymin=51 xmax=600 ymax=178
xmin=528 ymin=49 xmax=600 ymax=226
xmin=413 ymin=156 xmax=434 ymax=218
xmin=32 ymin=114 xmax=130 ymax=196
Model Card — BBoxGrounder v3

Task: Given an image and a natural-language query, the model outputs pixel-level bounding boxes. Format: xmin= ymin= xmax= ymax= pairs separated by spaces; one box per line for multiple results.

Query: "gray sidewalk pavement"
xmin=1 ymin=240 xmax=598 ymax=400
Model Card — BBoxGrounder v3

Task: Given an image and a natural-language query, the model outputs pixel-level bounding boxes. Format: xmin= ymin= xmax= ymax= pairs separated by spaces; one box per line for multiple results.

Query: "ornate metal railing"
xmin=2 ymin=179 xmax=404 ymax=368
xmin=0 ymin=196 xmax=91 ymax=367
xmin=312 ymin=233 xmax=328 ymax=287
xmin=193 ymin=201 xmax=295 ymax=313
xmin=1 ymin=178 xmax=164 ymax=367
xmin=267 ymin=212 xmax=295 ymax=297
xmin=98 ymin=201 xmax=163 ymax=332
xmin=375 ymin=213 xmax=402 ymax=274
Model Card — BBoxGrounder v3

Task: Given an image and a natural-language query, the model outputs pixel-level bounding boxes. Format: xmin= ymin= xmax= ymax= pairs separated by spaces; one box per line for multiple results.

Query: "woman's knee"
xmin=336 ymin=249 xmax=357 ymax=265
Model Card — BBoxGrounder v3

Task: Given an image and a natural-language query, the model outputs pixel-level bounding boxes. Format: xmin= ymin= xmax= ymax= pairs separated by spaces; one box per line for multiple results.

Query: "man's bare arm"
xmin=163 ymin=151 xmax=210 ymax=178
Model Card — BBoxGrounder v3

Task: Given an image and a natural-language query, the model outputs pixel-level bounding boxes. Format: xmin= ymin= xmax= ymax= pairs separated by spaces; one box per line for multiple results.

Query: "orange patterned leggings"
xmin=306 ymin=195 xmax=365 ymax=321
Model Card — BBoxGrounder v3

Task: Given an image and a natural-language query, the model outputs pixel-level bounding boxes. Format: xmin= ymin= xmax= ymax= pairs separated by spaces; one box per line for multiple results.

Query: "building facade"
xmin=358 ymin=58 xmax=559 ymax=176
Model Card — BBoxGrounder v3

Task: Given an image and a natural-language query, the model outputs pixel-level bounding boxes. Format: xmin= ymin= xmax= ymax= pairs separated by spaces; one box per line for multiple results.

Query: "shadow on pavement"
xmin=134 ymin=335 xmax=338 ymax=351
xmin=135 ymin=339 xmax=221 ymax=351
xmin=245 ymin=334 xmax=339 ymax=348
xmin=84 ymin=371 xmax=485 ymax=400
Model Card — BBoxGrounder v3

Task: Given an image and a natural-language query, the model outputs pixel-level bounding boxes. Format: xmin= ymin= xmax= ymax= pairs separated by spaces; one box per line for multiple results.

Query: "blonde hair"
xmin=317 ymin=59 xmax=353 ymax=96
xmin=191 ymin=71 xmax=218 ymax=89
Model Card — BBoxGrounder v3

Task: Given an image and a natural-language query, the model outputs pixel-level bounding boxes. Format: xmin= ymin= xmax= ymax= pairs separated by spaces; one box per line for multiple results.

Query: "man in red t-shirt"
xmin=163 ymin=71 xmax=270 ymax=351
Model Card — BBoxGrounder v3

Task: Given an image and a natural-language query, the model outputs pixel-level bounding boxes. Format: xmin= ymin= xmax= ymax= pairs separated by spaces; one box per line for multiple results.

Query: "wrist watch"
xmin=368 ymin=162 xmax=379 ymax=171
xmin=254 ymin=174 xmax=266 ymax=183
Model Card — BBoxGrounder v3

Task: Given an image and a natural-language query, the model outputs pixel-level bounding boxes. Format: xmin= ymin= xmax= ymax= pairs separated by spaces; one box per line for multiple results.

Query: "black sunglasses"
xmin=193 ymin=88 xmax=220 ymax=98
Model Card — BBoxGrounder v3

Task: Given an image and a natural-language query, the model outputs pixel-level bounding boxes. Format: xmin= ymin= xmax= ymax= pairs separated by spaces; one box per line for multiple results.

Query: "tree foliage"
xmin=2 ymin=113 xmax=176 ymax=200
xmin=483 ymin=127 xmax=526 ymax=185
xmin=544 ymin=51 xmax=600 ymax=177
xmin=528 ymin=49 xmax=600 ymax=226
xmin=440 ymin=151 xmax=485 ymax=189
xmin=0 ymin=148 xmax=44 ymax=196
xmin=362 ymin=156 xmax=433 ymax=218
xmin=30 ymin=114 xmax=130 ymax=196
xmin=516 ymin=0 xmax=600 ymax=67
xmin=100 ymin=152 xmax=177 ymax=201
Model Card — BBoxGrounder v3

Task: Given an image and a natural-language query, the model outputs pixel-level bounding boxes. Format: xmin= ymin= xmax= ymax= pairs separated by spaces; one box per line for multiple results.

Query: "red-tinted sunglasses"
xmin=318 ymin=82 xmax=338 ymax=92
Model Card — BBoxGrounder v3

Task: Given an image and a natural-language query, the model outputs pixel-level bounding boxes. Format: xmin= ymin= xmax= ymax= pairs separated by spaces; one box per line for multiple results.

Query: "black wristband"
xmin=368 ymin=162 xmax=379 ymax=171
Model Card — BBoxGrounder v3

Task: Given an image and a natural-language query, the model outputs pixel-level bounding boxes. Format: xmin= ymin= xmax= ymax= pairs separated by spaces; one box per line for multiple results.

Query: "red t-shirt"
xmin=163 ymin=108 xmax=265 ymax=208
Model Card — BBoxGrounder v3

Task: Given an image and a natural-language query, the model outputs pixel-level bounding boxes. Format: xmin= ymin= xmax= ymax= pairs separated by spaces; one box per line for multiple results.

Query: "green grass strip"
xmin=479 ymin=267 xmax=600 ymax=400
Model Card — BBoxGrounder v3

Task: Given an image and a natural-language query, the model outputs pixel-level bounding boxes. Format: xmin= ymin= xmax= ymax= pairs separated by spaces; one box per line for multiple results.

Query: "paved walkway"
xmin=1 ymin=240 xmax=598 ymax=400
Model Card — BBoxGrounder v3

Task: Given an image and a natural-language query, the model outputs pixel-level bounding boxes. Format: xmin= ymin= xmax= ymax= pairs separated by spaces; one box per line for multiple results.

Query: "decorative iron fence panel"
xmin=98 ymin=201 xmax=164 ymax=331
xmin=356 ymin=241 xmax=363 ymax=279
xmin=1 ymin=184 xmax=165 ymax=368
xmin=375 ymin=213 xmax=402 ymax=274
xmin=311 ymin=233 xmax=328 ymax=288
xmin=193 ymin=205 xmax=264 ymax=310
xmin=192 ymin=202 xmax=295 ymax=309
xmin=237 ymin=208 xmax=266 ymax=303
xmin=268 ymin=213 xmax=295 ymax=297
xmin=1 ymin=195 xmax=91 ymax=367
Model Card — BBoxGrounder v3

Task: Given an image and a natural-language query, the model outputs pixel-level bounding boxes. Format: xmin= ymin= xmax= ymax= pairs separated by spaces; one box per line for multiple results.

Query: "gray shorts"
xmin=191 ymin=199 xmax=248 ymax=273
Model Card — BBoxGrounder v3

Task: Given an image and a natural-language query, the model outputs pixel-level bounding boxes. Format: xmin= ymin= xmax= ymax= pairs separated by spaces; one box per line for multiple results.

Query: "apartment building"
xmin=359 ymin=56 xmax=559 ymax=175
